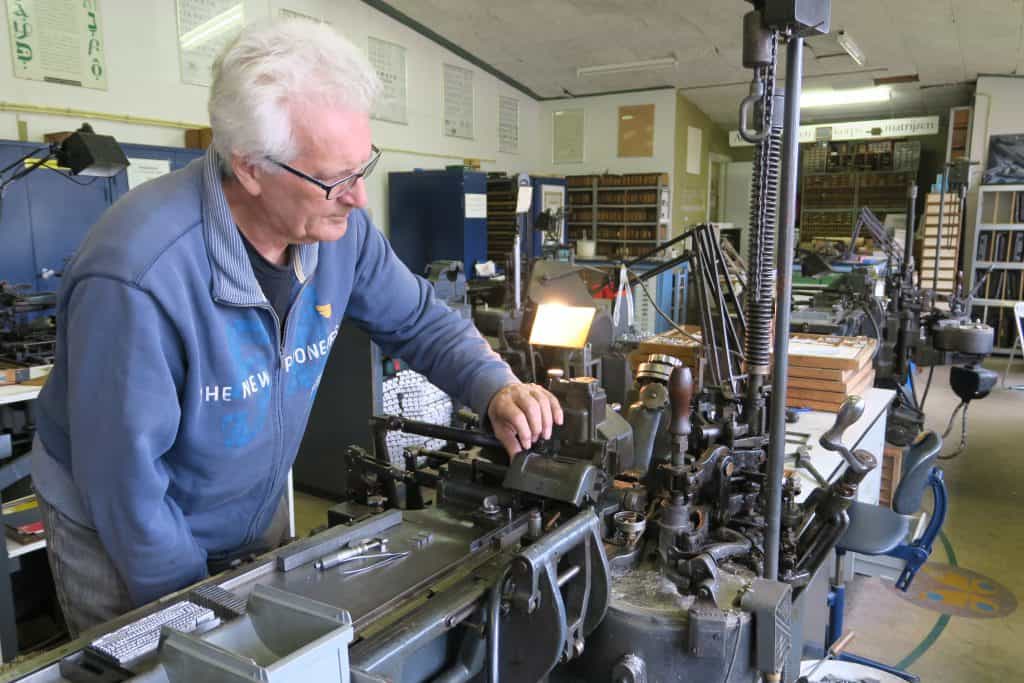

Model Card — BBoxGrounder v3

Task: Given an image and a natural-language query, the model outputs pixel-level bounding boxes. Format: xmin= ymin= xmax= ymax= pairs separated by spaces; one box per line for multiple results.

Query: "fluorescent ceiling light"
xmin=836 ymin=30 xmax=865 ymax=66
xmin=577 ymin=57 xmax=677 ymax=78
xmin=180 ymin=4 xmax=243 ymax=50
xmin=801 ymin=86 xmax=891 ymax=108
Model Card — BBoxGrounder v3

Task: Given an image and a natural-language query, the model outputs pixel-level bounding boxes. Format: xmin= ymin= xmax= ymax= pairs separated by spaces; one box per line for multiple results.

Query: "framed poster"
xmin=443 ymin=63 xmax=474 ymax=139
xmin=553 ymin=109 xmax=584 ymax=164
xmin=6 ymin=0 xmax=108 ymax=89
xmin=177 ymin=0 xmax=243 ymax=86
xmin=279 ymin=7 xmax=326 ymax=22
xmin=368 ymin=36 xmax=407 ymax=125
xmin=617 ymin=104 xmax=654 ymax=157
xmin=498 ymin=95 xmax=518 ymax=154
xmin=983 ymin=134 xmax=1024 ymax=185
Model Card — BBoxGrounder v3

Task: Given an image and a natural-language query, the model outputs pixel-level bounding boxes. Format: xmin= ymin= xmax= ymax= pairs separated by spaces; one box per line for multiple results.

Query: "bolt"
xmin=481 ymin=495 xmax=500 ymax=515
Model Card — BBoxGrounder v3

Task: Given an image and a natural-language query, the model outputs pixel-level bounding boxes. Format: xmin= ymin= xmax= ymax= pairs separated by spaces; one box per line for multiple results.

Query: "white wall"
xmin=535 ymin=90 xmax=677 ymax=181
xmin=0 ymin=0 xmax=541 ymax=232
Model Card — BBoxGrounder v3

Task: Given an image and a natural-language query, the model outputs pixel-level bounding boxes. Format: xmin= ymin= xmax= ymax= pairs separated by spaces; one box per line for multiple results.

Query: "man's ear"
xmin=231 ymin=154 xmax=264 ymax=197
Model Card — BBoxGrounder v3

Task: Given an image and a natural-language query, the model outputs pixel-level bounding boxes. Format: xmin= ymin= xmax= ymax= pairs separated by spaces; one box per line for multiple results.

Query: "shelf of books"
xmin=971 ymin=184 xmax=1024 ymax=352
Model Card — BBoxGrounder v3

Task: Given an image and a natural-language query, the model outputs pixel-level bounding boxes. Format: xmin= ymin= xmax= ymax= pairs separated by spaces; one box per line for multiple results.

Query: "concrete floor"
xmin=293 ymin=359 xmax=1024 ymax=681
xmin=844 ymin=359 xmax=1024 ymax=681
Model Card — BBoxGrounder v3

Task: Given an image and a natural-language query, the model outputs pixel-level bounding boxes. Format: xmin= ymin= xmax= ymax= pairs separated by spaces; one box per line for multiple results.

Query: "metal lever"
xmin=819 ymin=396 xmax=873 ymax=475
xmin=667 ymin=365 xmax=693 ymax=438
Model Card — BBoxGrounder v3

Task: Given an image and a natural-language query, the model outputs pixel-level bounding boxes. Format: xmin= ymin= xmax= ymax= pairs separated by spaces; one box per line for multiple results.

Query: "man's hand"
xmin=487 ymin=383 xmax=564 ymax=457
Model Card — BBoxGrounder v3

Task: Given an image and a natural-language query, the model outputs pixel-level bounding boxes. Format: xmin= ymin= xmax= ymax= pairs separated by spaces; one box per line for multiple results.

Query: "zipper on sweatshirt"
xmin=257 ymin=277 xmax=312 ymax=541
xmin=216 ymin=276 xmax=311 ymax=545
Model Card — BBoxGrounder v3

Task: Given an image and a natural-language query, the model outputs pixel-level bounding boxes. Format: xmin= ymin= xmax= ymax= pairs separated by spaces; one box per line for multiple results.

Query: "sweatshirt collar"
xmin=201 ymin=147 xmax=319 ymax=305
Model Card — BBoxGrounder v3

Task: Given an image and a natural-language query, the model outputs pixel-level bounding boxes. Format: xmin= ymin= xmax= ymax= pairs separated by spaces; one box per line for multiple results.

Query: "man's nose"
xmin=339 ymin=177 xmax=369 ymax=208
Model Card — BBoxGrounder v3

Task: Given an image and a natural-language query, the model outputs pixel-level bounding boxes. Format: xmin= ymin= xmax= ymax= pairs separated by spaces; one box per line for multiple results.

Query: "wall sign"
xmin=176 ymin=0 xmax=244 ymax=87
xmin=498 ymin=95 xmax=519 ymax=154
xmin=553 ymin=109 xmax=584 ymax=164
xmin=729 ymin=115 xmax=941 ymax=147
xmin=368 ymin=36 xmax=407 ymax=125
xmin=6 ymin=0 xmax=108 ymax=89
xmin=443 ymin=63 xmax=474 ymax=139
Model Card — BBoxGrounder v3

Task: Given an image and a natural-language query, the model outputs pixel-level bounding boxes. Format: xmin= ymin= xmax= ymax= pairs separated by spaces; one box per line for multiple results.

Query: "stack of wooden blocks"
xmin=919 ymin=192 xmax=961 ymax=296
xmin=785 ymin=334 xmax=877 ymax=412
xmin=633 ymin=330 xmax=878 ymax=412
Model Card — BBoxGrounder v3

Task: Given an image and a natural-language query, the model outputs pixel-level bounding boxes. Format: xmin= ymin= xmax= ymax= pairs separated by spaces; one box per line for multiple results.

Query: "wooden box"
xmin=185 ymin=127 xmax=213 ymax=150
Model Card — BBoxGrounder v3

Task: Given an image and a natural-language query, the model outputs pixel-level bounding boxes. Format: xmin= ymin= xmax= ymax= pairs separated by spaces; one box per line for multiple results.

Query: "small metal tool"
xmin=798 ymin=631 xmax=855 ymax=682
xmin=314 ymin=537 xmax=388 ymax=571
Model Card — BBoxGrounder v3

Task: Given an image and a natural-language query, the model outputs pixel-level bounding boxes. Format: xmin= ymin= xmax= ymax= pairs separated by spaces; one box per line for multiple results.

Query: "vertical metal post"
xmin=903 ymin=184 xmax=918 ymax=283
xmin=933 ymin=165 xmax=949 ymax=291
xmin=765 ymin=34 xmax=804 ymax=581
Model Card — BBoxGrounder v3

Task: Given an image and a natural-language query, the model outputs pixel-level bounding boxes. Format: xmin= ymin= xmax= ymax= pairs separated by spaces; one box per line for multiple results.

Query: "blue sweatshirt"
xmin=32 ymin=149 xmax=517 ymax=606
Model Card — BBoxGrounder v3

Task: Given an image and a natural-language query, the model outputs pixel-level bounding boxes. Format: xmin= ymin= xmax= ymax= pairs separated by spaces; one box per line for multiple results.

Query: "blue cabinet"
xmin=388 ymin=168 xmax=488 ymax=277
xmin=0 ymin=139 xmax=204 ymax=288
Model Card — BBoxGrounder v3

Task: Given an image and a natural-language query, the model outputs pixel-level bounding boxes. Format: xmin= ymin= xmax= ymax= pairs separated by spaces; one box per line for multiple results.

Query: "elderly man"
xmin=31 ymin=19 xmax=560 ymax=635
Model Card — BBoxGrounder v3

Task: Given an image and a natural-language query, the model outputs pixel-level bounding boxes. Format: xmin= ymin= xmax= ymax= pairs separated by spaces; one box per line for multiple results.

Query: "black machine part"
xmin=950 ymin=364 xmax=998 ymax=403
xmin=932 ymin=320 xmax=995 ymax=356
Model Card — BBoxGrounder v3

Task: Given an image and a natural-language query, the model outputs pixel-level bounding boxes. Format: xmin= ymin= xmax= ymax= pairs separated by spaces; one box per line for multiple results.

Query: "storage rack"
xmin=970 ymin=184 xmax=1024 ymax=353
xmin=486 ymin=175 xmax=518 ymax=262
xmin=918 ymin=192 xmax=962 ymax=297
xmin=799 ymin=139 xmax=920 ymax=243
xmin=566 ymin=173 xmax=671 ymax=259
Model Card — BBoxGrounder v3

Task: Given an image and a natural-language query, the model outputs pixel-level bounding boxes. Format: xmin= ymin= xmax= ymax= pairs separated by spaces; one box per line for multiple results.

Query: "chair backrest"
xmin=1015 ymin=301 xmax=1024 ymax=348
xmin=893 ymin=430 xmax=942 ymax=515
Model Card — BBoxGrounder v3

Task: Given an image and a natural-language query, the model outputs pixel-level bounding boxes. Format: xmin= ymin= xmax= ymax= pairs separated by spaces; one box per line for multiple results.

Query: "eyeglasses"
xmin=267 ymin=145 xmax=381 ymax=199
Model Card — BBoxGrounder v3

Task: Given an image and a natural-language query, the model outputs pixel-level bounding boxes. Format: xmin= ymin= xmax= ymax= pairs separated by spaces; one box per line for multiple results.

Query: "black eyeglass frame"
xmin=267 ymin=144 xmax=381 ymax=199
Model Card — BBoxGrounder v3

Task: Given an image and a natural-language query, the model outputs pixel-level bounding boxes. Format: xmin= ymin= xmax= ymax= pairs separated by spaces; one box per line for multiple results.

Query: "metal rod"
xmin=699 ymin=229 xmax=739 ymax=390
xmin=765 ymin=35 xmax=804 ymax=581
xmin=623 ymin=227 xmax=696 ymax=268
xmin=932 ymin=165 xmax=949 ymax=291
xmin=626 ymin=250 xmax=692 ymax=288
xmin=556 ymin=565 xmax=581 ymax=587
xmin=704 ymin=229 xmax=744 ymax=376
xmin=903 ymin=184 xmax=918 ymax=283
xmin=373 ymin=416 xmax=505 ymax=451
xmin=487 ymin=571 xmax=507 ymax=683
xmin=711 ymin=230 xmax=747 ymax=335
xmin=350 ymin=577 xmax=489 ymax=672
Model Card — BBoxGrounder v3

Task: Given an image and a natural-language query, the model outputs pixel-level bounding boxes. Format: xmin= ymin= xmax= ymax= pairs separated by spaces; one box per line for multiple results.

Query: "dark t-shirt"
xmin=239 ymin=231 xmax=299 ymax=329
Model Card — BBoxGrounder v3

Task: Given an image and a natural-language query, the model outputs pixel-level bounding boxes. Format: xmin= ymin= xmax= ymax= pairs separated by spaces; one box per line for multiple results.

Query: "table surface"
xmin=0 ymin=383 xmax=45 ymax=557
xmin=0 ymin=384 xmax=42 ymax=406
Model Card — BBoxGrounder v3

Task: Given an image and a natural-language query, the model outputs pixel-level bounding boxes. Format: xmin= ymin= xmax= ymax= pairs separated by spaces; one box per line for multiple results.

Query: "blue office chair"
xmin=825 ymin=430 xmax=947 ymax=683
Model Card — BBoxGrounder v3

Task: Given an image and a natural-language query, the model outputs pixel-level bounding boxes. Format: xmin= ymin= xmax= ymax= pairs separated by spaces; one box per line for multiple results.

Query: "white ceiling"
xmin=380 ymin=0 xmax=1024 ymax=127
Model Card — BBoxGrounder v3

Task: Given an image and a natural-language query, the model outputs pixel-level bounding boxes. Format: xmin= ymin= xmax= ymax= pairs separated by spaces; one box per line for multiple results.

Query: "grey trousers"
xmin=39 ymin=495 xmax=290 ymax=638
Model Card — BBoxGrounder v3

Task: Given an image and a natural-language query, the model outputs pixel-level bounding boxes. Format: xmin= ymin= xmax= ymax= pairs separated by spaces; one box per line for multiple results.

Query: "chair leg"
xmin=826 ymin=568 xmax=921 ymax=682
xmin=826 ymin=583 xmax=845 ymax=648
xmin=1005 ymin=339 xmax=1024 ymax=391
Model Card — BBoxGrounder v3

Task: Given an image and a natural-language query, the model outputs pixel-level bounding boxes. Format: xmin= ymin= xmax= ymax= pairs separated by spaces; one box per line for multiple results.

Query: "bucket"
xmin=576 ymin=239 xmax=596 ymax=259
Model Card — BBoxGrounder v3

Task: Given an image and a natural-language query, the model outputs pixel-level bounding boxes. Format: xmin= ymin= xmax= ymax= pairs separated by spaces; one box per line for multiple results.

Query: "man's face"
xmin=242 ymin=102 xmax=373 ymax=244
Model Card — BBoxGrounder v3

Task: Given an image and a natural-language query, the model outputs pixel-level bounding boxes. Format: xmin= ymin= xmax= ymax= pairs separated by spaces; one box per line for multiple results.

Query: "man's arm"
xmin=344 ymin=217 xmax=561 ymax=453
xmin=65 ymin=277 xmax=207 ymax=606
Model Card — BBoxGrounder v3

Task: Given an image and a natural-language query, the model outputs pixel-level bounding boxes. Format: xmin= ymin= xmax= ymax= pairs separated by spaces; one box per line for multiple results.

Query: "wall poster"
xmin=176 ymin=0 xmax=243 ymax=86
xmin=6 ymin=0 xmax=108 ymax=89
xmin=443 ymin=63 xmax=474 ymax=139
xmin=368 ymin=36 xmax=407 ymax=125
xmin=553 ymin=109 xmax=584 ymax=164
xmin=498 ymin=95 xmax=518 ymax=153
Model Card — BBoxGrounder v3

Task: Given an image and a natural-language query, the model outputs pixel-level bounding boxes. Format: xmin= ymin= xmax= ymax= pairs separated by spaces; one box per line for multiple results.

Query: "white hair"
xmin=209 ymin=19 xmax=381 ymax=176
